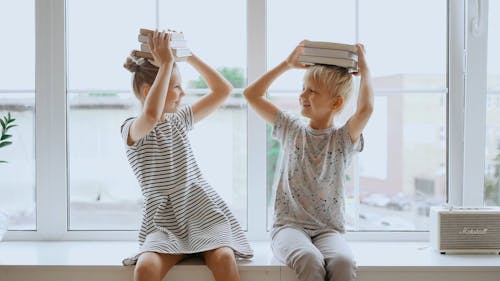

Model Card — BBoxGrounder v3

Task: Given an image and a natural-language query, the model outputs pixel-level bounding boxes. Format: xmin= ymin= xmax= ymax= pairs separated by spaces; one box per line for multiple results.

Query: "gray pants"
xmin=271 ymin=225 xmax=357 ymax=281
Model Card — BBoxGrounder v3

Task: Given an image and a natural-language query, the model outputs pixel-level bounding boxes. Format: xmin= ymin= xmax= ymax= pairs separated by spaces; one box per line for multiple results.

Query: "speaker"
xmin=430 ymin=206 xmax=500 ymax=254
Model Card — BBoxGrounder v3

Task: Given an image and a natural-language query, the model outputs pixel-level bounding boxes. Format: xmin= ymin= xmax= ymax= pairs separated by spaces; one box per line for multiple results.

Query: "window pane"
xmin=266 ymin=0 xmax=447 ymax=231
xmin=159 ymin=0 xmax=248 ymax=229
xmin=67 ymin=0 xmax=247 ymax=230
xmin=267 ymin=0 xmax=355 ymax=92
xmin=0 ymin=1 xmax=36 ymax=231
xmin=67 ymin=0 xmax=155 ymax=230
xmin=484 ymin=0 xmax=500 ymax=207
xmin=356 ymin=0 xmax=446 ymax=231
xmin=266 ymin=0 xmax=356 ymax=229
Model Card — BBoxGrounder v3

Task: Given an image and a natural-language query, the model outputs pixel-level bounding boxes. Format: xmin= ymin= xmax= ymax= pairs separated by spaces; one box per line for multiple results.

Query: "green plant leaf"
xmin=7 ymin=118 xmax=16 ymax=123
xmin=6 ymin=124 xmax=17 ymax=130
xmin=0 ymin=134 xmax=11 ymax=141
xmin=0 ymin=118 xmax=5 ymax=130
xmin=0 ymin=160 xmax=7 ymax=164
xmin=0 ymin=141 xmax=12 ymax=148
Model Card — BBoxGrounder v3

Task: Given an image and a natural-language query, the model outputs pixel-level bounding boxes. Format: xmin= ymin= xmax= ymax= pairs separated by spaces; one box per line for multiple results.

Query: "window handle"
xmin=471 ymin=0 xmax=485 ymax=37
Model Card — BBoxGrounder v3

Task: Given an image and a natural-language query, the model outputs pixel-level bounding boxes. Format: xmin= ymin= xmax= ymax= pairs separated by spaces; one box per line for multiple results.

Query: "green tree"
xmin=267 ymin=124 xmax=281 ymax=206
xmin=485 ymin=149 xmax=500 ymax=205
xmin=188 ymin=67 xmax=245 ymax=89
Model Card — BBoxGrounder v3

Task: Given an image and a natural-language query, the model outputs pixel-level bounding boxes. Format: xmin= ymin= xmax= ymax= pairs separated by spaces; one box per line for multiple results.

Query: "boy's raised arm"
xmin=347 ymin=44 xmax=374 ymax=143
xmin=244 ymin=43 xmax=308 ymax=125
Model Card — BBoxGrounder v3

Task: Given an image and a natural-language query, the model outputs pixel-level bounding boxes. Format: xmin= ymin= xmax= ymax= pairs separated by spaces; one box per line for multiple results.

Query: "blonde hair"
xmin=304 ymin=65 xmax=353 ymax=105
xmin=123 ymin=52 xmax=159 ymax=102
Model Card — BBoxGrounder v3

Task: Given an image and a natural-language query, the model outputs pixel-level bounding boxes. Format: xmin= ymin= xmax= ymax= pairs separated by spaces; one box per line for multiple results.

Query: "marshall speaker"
xmin=430 ymin=206 xmax=500 ymax=254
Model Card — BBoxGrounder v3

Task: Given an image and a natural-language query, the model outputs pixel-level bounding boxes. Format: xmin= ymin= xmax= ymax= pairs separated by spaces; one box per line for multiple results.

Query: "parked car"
xmin=386 ymin=193 xmax=412 ymax=211
xmin=360 ymin=193 xmax=391 ymax=208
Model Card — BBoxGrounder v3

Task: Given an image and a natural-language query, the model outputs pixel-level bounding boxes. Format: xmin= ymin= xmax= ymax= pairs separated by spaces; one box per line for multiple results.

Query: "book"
xmin=132 ymin=48 xmax=192 ymax=60
xmin=303 ymin=40 xmax=357 ymax=53
xmin=140 ymin=40 xmax=188 ymax=50
xmin=135 ymin=28 xmax=192 ymax=61
xmin=132 ymin=50 xmax=154 ymax=60
xmin=138 ymin=34 xmax=188 ymax=45
xmin=298 ymin=55 xmax=358 ymax=70
xmin=303 ymin=47 xmax=358 ymax=61
xmin=139 ymin=28 xmax=184 ymax=40
xmin=171 ymin=48 xmax=192 ymax=57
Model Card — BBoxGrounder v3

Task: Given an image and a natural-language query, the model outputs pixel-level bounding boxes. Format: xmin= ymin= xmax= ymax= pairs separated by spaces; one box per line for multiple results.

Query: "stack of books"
xmin=298 ymin=40 xmax=358 ymax=72
xmin=132 ymin=28 xmax=191 ymax=60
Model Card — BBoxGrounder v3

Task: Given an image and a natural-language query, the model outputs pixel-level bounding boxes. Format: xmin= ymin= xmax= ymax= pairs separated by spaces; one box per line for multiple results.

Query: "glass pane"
xmin=266 ymin=0 xmax=356 ymax=229
xmin=266 ymin=0 xmax=447 ymax=231
xmin=159 ymin=0 xmax=248 ymax=229
xmin=67 ymin=0 xmax=247 ymax=230
xmin=267 ymin=0 xmax=355 ymax=92
xmin=484 ymin=0 xmax=500 ymax=207
xmin=67 ymin=0 xmax=155 ymax=230
xmin=0 ymin=1 xmax=36 ymax=231
xmin=67 ymin=92 xmax=143 ymax=230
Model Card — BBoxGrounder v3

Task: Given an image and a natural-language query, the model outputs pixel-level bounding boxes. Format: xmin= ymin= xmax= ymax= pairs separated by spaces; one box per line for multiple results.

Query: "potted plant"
xmin=0 ymin=112 xmax=16 ymax=241
xmin=0 ymin=112 xmax=16 ymax=163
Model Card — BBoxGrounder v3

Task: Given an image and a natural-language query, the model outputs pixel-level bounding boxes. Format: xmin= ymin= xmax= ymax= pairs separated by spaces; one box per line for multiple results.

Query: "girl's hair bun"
xmin=123 ymin=55 xmax=140 ymax=73
xmin=124 ymin=56 xmax=140 ymax=73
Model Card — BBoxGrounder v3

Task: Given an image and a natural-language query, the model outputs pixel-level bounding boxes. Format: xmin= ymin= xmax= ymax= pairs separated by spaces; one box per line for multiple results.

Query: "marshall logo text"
xmin=459 ymin=227 xmax=488 ymax=235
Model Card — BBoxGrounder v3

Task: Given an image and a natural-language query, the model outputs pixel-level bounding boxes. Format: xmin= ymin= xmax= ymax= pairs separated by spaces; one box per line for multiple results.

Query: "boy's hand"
xmin=148 ymin=30 xmax=175 ymax=67
xmin=352 ymin=43 xmax=368 ymax=76
xmin=285 ymin=41 xmax=309 ymax=70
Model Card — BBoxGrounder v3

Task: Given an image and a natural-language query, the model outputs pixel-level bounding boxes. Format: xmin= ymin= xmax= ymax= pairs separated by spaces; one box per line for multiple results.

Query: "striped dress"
xmin=121 ymin=106 xmax=253 ymax=265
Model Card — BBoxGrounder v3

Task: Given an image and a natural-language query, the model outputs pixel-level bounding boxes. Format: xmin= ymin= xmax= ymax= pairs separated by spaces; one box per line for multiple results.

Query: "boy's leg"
xmin=271 ymin=225 xmax=326 ymax=281
xmin=201 ymin=246 xmax=240 ymax=281
xmin=312 ymin=231 xmax=357 ymax=281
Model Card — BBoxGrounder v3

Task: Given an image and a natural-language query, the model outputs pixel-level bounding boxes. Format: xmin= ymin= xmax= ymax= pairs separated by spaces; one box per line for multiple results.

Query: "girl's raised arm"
xmin=127 ymin=31 xmax=174 ymax=146
xmin=188 ymin=55 xmax=233 ymax=123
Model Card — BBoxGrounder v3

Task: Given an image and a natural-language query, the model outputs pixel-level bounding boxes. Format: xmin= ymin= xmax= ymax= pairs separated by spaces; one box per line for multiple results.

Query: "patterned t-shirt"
xmin=272 ymin=111 xmax=364 ymax=233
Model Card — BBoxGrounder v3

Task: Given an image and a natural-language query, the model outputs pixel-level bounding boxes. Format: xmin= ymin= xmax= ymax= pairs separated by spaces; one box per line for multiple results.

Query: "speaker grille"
xmin=440 ymin=213 xmax=500 ymax=249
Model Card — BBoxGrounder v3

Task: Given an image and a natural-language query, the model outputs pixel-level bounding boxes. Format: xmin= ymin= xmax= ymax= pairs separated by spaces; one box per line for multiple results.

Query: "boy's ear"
xmin=331 ymin=96 xmax=344 ymax=110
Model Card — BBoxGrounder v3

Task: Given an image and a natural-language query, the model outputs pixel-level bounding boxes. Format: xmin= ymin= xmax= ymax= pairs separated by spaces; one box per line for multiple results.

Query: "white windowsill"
xmin=1 ymin=241 xmax=499 ymax=281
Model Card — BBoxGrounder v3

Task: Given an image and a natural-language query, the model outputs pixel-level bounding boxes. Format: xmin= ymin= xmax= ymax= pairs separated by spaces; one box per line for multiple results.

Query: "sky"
xmin=0 ymin=0 xmax=498 ymax=91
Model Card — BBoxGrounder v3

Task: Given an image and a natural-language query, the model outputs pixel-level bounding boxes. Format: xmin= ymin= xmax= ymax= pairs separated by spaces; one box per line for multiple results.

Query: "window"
xmin=266 ymin=0 xmax=446 ymax=231
xmin=3 ymin=0 xmax=494 ymax=241
xmin=67 ymin=0 xmax=247 ymax=230
xmin=485 ymin=0 xmax=500 ymax=207
xmin=0 ymin=0 xmax=36 ymax=231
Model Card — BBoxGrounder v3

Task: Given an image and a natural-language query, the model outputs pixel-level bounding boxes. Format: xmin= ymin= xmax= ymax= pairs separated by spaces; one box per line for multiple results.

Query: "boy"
xmin=243 ymin=42 xmax=373 ymax=281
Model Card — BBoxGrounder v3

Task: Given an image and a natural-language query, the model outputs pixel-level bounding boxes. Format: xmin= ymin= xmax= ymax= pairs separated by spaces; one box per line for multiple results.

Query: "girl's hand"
xmin=148 ymin=30 xmax=175 ymax=67
xmin=285 ymin=41 xmax=309 ymax=70
xmin=353 ymin=43 xmax=369 ymax=76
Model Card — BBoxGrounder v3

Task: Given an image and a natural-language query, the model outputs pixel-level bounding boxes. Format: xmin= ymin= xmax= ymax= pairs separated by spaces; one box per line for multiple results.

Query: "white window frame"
xmin=4 ymin=0 xmax=490 ymax=241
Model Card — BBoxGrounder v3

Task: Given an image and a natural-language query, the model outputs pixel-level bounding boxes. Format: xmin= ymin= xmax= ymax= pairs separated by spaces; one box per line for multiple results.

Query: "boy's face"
xmin=299 ymin=76 xmax=340 ymax=120
xmin=163 ymin=66 xmax=185 ymax=113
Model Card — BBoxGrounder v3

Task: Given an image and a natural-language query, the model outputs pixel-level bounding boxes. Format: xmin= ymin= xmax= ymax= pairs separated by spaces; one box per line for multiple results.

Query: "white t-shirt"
xmin=272 ymin=111 xmax=364 ymax=233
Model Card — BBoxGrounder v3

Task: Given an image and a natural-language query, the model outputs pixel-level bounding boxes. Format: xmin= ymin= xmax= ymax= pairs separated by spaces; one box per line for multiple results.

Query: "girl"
xmin=121 ymin=30 xmax=253 ymax=281
xmin=243 ymin=42 xmax=373 ymax=281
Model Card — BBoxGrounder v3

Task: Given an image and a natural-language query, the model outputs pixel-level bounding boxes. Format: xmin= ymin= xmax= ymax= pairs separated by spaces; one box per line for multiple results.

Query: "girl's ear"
xmin=331 ymin=95 xmax=344 ymax=110
xmin=141 ymin=84 xmax=151 ymax=101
